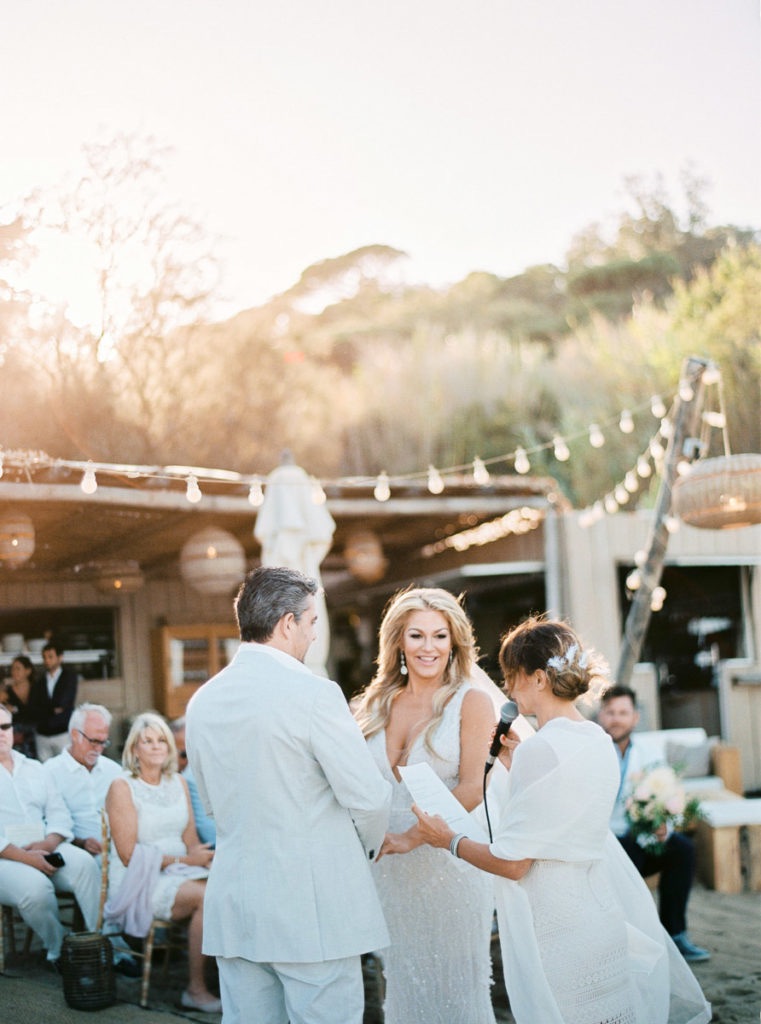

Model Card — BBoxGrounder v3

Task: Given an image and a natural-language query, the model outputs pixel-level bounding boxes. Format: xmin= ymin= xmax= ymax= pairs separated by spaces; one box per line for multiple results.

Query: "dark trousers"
xmin=617 ymin=831 xmax=696 ymax=936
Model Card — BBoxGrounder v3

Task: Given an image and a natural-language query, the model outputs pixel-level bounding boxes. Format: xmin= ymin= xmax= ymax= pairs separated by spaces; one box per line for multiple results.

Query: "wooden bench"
xmin=694 ymin=798 xmax=761 ymax=894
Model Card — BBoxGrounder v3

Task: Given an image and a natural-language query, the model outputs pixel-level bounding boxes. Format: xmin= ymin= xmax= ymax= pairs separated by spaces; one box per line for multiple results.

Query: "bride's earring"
xmin=448 ymin=650 xmax=454 ymax=667
xmin=399 ymin=651 xmax=408 ymax=676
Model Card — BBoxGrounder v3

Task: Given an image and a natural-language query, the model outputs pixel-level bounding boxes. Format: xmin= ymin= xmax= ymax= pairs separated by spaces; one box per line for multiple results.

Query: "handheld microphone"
xmin=484 ymin=700 xmax=519 ymax=773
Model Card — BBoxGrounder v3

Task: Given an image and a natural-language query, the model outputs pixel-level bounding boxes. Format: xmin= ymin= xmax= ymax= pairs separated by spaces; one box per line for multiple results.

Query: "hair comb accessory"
xmin=547 ymin=643 xmax=590 ymax=672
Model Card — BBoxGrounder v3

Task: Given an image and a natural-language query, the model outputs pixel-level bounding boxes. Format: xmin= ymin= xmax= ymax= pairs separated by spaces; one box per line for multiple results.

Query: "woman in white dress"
xmin=106 ymin=712 xmax=219 ymax=1013
xmin=353 ymin=587 xmax=498 ymax=1024
xmin=413 ymin=617 xmax=711 ymax=1024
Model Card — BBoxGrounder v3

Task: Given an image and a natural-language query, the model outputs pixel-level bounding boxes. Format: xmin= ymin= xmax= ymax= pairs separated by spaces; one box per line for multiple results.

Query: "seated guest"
xmin=0 ymin=702 xmax=101 ymax=967
xmin=43 ymin=702 xmax=140 ymax=976
xmin=43 ymin=703 xmax=122 ymax=853
xmin=105 ymin=712 xmax=219 ymax=1013
xmin=170 ymin=717 xmax=216 ymax=848
xmin=31 ymin=642 xmax=78 ymax=761
xmin=598 ymin=685 xmax=710 ymax=963
xmin=1 ymin=655 xmax=38 ymax=759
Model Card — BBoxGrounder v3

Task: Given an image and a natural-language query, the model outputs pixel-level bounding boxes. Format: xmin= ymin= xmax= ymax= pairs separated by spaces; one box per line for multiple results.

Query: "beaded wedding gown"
xmin=367 ymin=685 xmax=497 ymax=1024
xmin=109 ymin=773 xmax=209 ymax=921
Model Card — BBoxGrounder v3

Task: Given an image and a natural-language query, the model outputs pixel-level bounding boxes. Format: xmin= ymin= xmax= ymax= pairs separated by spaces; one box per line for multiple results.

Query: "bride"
xmin=353 ymin=587 xmax=498 ymax=1024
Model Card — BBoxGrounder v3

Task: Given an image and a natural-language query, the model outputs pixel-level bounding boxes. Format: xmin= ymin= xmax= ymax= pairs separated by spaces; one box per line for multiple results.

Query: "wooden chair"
xmin=1 ymin=885 xmax=84 ymax=972
xmin=100 ymin=810 xmax=186 ymax=1007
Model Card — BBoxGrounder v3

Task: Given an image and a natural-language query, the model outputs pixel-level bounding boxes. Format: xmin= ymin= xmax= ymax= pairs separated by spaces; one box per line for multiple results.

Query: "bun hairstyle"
xmin=499 ymin=616 xmax=607 ymax=702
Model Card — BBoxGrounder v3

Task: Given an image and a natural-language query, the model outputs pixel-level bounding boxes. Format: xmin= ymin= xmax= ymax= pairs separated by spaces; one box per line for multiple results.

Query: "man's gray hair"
xmin=69 ymin=702 xmax=112 ymax=736
xmin=234 ymin=566 xmax=319 ymax=642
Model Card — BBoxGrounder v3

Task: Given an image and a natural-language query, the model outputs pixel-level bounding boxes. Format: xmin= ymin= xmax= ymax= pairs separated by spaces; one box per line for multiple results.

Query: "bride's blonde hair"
xmin=353 ymin=587 xmax=477 ymax=754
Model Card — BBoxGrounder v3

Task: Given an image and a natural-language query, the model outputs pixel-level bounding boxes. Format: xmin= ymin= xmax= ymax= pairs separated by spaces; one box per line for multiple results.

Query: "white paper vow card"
xmin=398 ymin=763 xmax=489 ymax=842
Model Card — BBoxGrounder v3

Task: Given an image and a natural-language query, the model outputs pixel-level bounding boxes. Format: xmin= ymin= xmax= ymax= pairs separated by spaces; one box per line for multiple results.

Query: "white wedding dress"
xmin=109 ymin=773 xmax=209 ymax=921
xmin=368 ymin=684 xmax=497 ymax=1024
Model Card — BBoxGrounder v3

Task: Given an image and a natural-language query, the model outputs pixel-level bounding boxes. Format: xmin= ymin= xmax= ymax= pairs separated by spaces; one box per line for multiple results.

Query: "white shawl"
xmin=488 ymin=719 xmax=710 ymax=1024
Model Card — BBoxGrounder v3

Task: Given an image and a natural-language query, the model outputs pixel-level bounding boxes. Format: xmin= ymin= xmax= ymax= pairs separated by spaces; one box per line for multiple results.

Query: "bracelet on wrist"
xmin=449 ymin=833 xmax=466 ymax=857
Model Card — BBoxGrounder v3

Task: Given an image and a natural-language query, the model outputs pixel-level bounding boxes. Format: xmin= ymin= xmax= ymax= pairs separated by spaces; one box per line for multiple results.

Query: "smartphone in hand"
xmin=43 ymin=851 xmax=65 ymax=868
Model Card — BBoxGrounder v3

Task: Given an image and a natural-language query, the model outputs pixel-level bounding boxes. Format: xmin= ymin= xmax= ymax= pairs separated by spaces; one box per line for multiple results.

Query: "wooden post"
xmin=615 ymin=355 xmax=711 ymax=688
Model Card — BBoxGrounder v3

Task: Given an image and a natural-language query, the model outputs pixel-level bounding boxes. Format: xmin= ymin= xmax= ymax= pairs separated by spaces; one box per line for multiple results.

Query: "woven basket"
xmin=672 ymin=454 xmax=761 ymax=530
xmin=60 ymin=932 xmax=116 ymax=1011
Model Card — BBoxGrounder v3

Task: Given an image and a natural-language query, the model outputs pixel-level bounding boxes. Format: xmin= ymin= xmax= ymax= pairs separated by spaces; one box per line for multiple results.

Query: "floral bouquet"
xmin=624 ymin=765 xmax=704 ymax=854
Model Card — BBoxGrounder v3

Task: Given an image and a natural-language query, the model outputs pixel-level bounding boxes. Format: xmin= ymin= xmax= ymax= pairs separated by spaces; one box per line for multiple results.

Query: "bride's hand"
xmin=496 ymin=729 xmax=521 ymax=770
xmin=410 ymin=805 xmax=454 ymax=850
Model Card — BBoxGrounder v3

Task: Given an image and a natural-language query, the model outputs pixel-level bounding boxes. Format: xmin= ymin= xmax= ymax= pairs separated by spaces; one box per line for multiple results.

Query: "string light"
xmin=679 ymin=380 xmax=695 ymax=401
xmin=664 ymin=515 xmax=681 ymax=534
xmin=624 ymin=471 xmax=639 ymax=493
xmin=427 ymin=465 xmax=445 ymax=494
xmin=702 ymin=364 xmax=721 ymax=386
xmin=472 ymin=457 xmax=490 ymax=485
xmin=650 ymin=586 xmax=667 ymax=612
xmin=636 ymin=455 xmax=652 ymax=478
xmin=614 ymin=484 xmax=629 ymax=505
xmin=703 ymin=410 xmax=726 ymax=428
xmin=553 ymin=437 xmax=570 ymax=462
xmin=80 ymin=463 xmax=98 ymax=495
xmin=604 ymin=494 xmax=619 ymax=514
xmin=588 ymin=424 xmax=605 ymax=448
xmin=651 ymin=395 xmax=667 ymax=418
xmin=649 ymin=438 xmax=665 ymax=460
xmin=373 ymin=472 xmax=391 ymax=502
xmin=185 ymin=474 xmax=202 ymax=503
xmin=619 ymin=410 xmax=634 ymax=434
xmin=514 ymin=448 xmax=530 ymax=474
xmin=247 ymin=480 xmax=264 ymax=507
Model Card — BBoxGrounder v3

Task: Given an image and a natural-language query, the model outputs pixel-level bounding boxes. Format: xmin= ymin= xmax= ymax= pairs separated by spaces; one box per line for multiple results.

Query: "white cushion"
xmin=701 ymin=798 xmax=761 ymax=828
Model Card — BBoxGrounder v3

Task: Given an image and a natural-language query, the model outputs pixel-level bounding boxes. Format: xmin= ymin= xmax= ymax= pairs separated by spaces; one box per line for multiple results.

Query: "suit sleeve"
xmin=310 ymin=682 xmax=391 ymax=860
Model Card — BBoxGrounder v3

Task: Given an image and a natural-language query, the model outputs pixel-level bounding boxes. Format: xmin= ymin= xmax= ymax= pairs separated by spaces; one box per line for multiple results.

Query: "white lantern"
xmin=180 ymin=527 xmax=246 ymax=595
xmin=0 ymin=510 xmax=35 ymax=567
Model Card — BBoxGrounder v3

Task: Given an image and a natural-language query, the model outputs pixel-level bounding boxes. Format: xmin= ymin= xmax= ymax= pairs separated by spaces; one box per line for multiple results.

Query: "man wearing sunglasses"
xmin=0 ymin=702 xmax=101 ymax=969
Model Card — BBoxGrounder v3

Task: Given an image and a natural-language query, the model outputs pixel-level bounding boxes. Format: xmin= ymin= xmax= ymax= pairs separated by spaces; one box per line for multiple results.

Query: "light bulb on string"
xmin=81 ymin=463 xmax=98 ymax=495
xmin=624 ymin=471 xmax=639 ymax=493
xmin=374 ymin=472 xmax=391 ymax=502
xmin=626 ymin=569 xmax=641 ymax=591
xmin=702 ymin=365 xmax=721 ymax=386
xmin=553 ymin=437 xmax=570 ymax=461
xmin=185 ymin=474 xmax=202 ymax=503
xmin=660 ymin=418 xmax=673 ymax=439
xmin=650 ymin=586 xmax=667 ymax=612
xmin=604 ymin=494 xmax=619 ymax=514
xmin=248 ymin=480 xmax=264 ymax=507
xmin=664 ymin=515 xmax=681 ymax=534
xmin=676 ymin=459 xmax=691 ymax=477
xmin=703 ymin=410 xmax=726 ymax=428
xmin=649 ymin=439 xmax=665 ymax=460
xmin=427 ymin=466 xmax=444 ymax=494
xmin=514 ymin=448 xmax=530 ymax=474
xmin=651 ymin=395 xmax=667 ymax=418
xmin=472 ymin=457 xmax=490 ymax=485
xmin=614 ymin=484 xmax=629 ymax=505
xmin=588 ymin=423 xmax=605 ymax=448
xmin=679 ymin=380 xmax=694 ymax=401
xmin=634 ymin=549 xmax=647 ymax=567
xmin=619 ymin=410 xmax=634 ymax=434
xmin=636 ymin=455 xmax=652 ymax=478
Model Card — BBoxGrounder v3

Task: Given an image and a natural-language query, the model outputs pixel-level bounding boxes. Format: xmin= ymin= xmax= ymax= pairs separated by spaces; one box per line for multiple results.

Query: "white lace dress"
xmin=367 ymin=684 xmax=497 ymax=1024
xmin=108 ymin=773 xmax=209 ymax=921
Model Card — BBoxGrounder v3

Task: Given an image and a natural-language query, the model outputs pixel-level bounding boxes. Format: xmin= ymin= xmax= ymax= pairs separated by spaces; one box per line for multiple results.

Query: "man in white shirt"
xmin=0 ymin=702 xmax=100 ymax=967
xmin=43 ymin=703 xmax=122 ymax=853
xmin=187 ymin=566 xmax=391 ymax=1024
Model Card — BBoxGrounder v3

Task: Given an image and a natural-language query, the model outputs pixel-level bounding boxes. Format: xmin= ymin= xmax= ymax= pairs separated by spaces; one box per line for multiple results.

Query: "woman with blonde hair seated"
xmin=105 ymin=711 xmax=219 ymax=1013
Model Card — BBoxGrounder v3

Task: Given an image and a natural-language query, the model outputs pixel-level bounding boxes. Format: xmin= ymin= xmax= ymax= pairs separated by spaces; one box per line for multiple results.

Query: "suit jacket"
xmin=30 ymin=667 xmax=78 ymax=736
xmin=186 ymin=643 xmax=391 ymax=963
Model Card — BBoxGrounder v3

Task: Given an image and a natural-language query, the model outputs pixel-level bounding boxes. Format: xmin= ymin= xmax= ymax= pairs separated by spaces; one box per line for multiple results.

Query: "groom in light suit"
xmin=186 ymin=566 xmax=391 ymax=1024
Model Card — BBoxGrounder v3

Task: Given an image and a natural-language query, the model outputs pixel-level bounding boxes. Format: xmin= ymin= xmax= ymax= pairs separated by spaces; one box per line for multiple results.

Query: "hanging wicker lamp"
xmin=672 ymin=453 xmax=761 ymax=530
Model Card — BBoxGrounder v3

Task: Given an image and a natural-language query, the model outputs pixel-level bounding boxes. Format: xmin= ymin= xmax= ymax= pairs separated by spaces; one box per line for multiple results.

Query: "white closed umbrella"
xmin=254 ymin=458 xmax=336 ymax=676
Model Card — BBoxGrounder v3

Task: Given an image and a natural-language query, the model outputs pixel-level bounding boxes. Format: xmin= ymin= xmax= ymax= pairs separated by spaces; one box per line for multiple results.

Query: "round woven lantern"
xmin=344 ymin=529 xmax=387 ymax=583
xmin=0 ymin=510 xmax=35 ymax=566
xmin=672 ymin=453 xmax=761 ymax=530
xmin=180 ymin=527 xmax=246 ymax=595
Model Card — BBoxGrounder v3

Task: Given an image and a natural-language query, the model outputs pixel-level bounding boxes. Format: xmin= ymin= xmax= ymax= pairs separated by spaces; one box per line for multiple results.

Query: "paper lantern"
xmin=180 ymin=527 xmax=246 ymax=594
xmin=344 ymin=529 xmax=387 ymax=583
xmin=672 ymin=454 xmax=761 ymax=530
xmin=0 ymin=510 xmax=35 ymax=566
xmin=94 ymin=560 xmax=145 ymax=594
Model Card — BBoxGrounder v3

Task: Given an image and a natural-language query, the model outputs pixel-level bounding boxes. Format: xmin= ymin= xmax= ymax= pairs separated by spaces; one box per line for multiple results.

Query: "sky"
xmin=2 ymin=0 xmax=759 ymax=320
